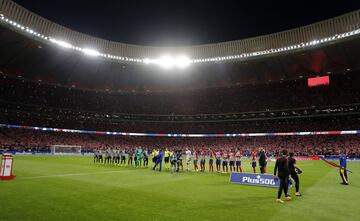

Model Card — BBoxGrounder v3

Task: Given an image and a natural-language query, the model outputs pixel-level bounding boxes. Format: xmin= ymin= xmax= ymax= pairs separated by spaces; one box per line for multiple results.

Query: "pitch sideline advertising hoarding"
xmin=0 ymin=154 xmax=15 ymax=180
xmin=230 ymin=172 xmax=291 ymax=188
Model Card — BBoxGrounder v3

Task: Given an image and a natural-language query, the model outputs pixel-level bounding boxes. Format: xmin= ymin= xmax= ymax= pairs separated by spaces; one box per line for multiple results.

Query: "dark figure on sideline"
xmin=339 ymin=153 xmax=349 ymax=185
xmin=288 ymin=152 xmax=302 ymax=196
xmin=274 ymin=149 xmax=291 ymax=203
xmin=259 ymin=148 xmax=267 ymax=174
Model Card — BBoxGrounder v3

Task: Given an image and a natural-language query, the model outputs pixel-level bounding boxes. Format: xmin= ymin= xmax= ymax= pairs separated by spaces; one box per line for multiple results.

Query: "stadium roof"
xmin=12 ymin=0 xmax=360 ymax=46
xmin=1 ymin=0 xmax=360 ymax=66
xmin=0 ymin=0 xmax=360 ymax=91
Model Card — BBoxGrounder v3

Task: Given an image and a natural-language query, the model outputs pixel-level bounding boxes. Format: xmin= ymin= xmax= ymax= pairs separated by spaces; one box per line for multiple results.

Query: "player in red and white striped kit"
xmin=229 ymin=150 xmax=236 ymax=172
xmin=235 ymin=149 xmax=243 ymax=172
xmin=215 ymin=150 xmax=222 ymax=173
xmin=251 ymin=151 xmax=257 ymax=173
xmin=222 ymin=151 xmax=229 ymax=173
xmin=209 ymin=149 xmax=215 ymax=173
xmin=193 ymin=150 xmax=199 ymax=172
xmin=200 ymin=150 xmax=206 ymax=172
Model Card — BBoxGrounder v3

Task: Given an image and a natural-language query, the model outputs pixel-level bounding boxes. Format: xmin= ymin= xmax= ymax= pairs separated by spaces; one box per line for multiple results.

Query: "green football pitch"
xmin=0 ymin=155 xmax=359 ymax=221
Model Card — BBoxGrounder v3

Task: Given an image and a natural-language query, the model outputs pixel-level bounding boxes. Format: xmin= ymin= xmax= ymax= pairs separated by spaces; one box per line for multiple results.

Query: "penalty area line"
xmin=18 ymin=170 xmax=130 ymax=180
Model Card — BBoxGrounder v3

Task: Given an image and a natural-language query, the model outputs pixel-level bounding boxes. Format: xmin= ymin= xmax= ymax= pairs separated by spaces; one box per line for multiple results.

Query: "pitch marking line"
xmin=19 ymin=170 xmax=131 ymax=180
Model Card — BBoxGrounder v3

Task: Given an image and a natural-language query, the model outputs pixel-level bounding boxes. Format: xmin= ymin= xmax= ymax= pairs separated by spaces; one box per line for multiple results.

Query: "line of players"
xmin=93 ymin=147 xmax=150 ymax=168
xmin=191 ymin=148 xmax=245 ymax=173
xmin=93 ymin=147 xmax=268 ymax=174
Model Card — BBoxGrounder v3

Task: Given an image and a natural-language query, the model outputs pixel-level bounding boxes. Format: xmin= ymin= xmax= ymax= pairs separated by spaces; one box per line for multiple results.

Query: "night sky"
xmin=13 ymin=0 xmax=360 ymax=46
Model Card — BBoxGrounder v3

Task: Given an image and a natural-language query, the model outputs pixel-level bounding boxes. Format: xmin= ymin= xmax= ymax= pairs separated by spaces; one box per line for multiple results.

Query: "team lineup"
xmin=92 ymin=147 xmax=321 ymax=202
xmin=93 ymin=148 xmax=265 ymax=173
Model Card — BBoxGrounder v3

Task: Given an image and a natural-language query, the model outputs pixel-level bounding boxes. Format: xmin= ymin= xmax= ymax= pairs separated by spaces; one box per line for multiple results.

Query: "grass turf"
xmin=0 ymin=155 xmax=359 ymax=221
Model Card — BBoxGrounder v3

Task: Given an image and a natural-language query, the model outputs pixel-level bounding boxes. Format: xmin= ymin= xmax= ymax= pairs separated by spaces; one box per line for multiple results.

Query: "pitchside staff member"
xmin=288 ymin=152 xmax=302 ymax=196
xmin=339 ymin=153 xmax=349 ymax=185
xmin=274 ymin=149 xmax=291 ymax=203
xmin=259 ymin=148 xmax=267 ymax=174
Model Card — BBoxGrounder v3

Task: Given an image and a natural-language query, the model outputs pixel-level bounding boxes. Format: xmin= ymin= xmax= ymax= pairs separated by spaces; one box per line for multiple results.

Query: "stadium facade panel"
xmin=0 ymin=0 xmax=360 ymax=65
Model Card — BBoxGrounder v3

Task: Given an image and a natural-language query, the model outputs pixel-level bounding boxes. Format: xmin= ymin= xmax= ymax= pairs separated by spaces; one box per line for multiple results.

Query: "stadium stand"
xmin=1 ymin=70 xmax=360 ymax=115
xmin=0 ymin=71 xmax=359 ymax=134
xmin=1 ymin=128 xmax=360 ymax=157
xmin=0 ymin=0 xmax=360 ymax=155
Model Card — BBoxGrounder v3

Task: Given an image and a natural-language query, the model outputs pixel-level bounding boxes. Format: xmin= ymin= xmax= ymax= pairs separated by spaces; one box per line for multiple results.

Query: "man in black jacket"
xmin=274 ymin=149 xmax=291 ymax=203
xmin=288 ymin=152 xmax=302 ymax=196
xmin=259 ymin=148 xmax=267 ymax=174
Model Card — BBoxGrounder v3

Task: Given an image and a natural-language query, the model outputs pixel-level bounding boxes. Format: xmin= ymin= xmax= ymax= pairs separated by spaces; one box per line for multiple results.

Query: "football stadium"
xmin=1 ymin=0 xmax=360 ymax=220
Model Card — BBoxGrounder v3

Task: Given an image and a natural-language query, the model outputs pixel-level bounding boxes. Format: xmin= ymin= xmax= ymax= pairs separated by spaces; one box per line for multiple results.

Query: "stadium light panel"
xmin=143 ymin=58 xmax=151 ymax=64
xmin=1 ymin=14 xmax=360 ymax=66
xmin=82 ymin=48 xmax=100 ymax=56
xmin=153 ymin=55 xmax=191 ymax=68
xmin=156 ymin=56 xmax=175 ymax=68
xmin=51 ymin=39 xmax=72 ymax=48
xmin=175 ymin=56 xmax=191 ymax=68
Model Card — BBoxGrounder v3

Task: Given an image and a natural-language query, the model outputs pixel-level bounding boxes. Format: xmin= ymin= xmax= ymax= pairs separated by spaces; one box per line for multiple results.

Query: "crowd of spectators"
xmin=1 ymin=71 xmax=360 ymax=156
xmin=1 ymin=71 xmax=360 ymax=133
xmin=1 ymin=71 xmax=360 ymax=115
xmin=1 ymin=107 xmax=359 ymax=133
xmin=1 ymin=128 xmax=359 ymax=157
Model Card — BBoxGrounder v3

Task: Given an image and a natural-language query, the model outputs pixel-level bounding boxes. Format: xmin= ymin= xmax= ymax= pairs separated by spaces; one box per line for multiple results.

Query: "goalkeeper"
xmin=135 ymin=147 xmax=143 ymax=168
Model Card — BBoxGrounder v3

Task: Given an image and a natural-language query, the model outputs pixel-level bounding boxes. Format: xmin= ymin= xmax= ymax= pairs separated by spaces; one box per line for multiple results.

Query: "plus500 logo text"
xmin=230 ymin=172 xmax=282 ymax=188
xmin=242 ymin=175 xmax=276 ymax=185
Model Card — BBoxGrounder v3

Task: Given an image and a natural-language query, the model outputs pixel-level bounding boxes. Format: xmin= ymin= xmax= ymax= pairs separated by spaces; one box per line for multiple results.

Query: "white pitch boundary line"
xmin=19 ymin=170 xmax=130 ymax=180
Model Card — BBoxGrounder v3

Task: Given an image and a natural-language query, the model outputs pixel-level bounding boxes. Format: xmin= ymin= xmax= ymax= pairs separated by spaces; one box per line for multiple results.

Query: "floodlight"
xmin=56 ymin=40 xmax=72 ymax=48
xmin=82 ymin=48 xmax=100 ymax=56
xmin=143 ymin=58 xmax=151 ymax=64
xmin=175 ymin=56 xmax=191 ymax=68
xmin=156 ymin=56 xmax=175 ymax=68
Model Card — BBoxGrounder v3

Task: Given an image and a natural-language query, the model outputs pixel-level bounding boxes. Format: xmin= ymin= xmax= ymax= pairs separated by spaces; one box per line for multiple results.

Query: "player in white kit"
xmin=185 ymin=148 xmax=192 ymax=171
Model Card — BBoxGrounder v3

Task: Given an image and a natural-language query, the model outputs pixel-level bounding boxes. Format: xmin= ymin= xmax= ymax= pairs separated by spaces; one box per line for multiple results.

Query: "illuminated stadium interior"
xmin=0 ymin=0 xmax=359 ymax=132
xmin=1 ymin=1 xmax=360 ymax=220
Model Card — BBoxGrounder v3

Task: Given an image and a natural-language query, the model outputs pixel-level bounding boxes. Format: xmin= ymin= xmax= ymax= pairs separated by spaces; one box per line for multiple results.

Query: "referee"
xmin=274 ymin=149 xmax=291 ymax=203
